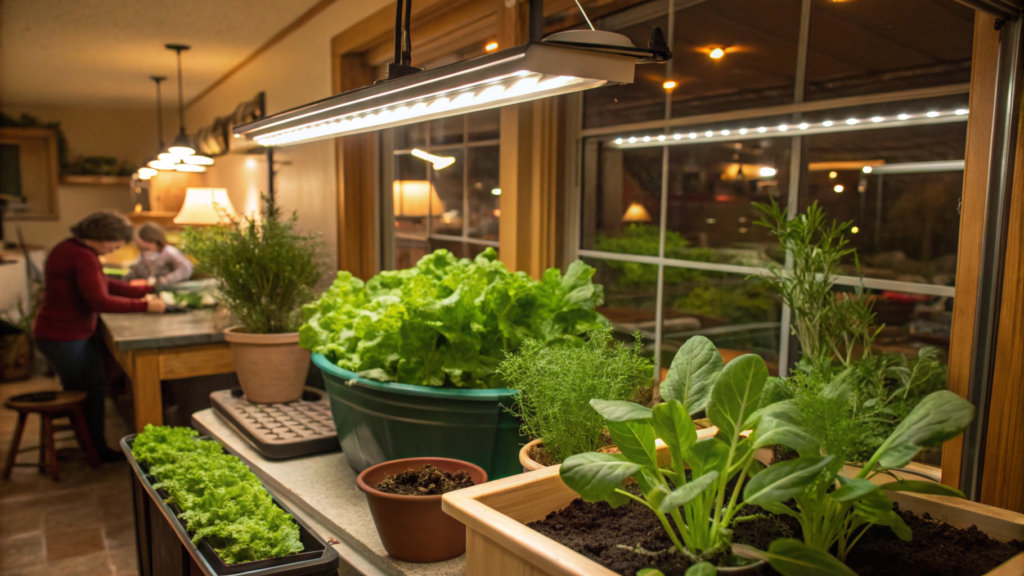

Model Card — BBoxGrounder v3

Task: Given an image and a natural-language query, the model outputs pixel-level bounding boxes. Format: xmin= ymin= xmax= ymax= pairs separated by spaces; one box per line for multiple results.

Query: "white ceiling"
xmin=0 ymin=0 xmax=324 ymax=108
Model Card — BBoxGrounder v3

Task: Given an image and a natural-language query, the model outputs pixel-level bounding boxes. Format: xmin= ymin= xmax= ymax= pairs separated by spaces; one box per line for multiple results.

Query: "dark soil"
xmin=530 ymin=494 xmax=1023 ymax=576
xmin=529 ymin=444 xmax=561 ymax=467
xmin=844 ymin=504 xmax=1024 ymax=576
xmin=529 ymin=486 xmax=789 ymax=575
xmin=374 ymin=464 xmax=474 ymax=496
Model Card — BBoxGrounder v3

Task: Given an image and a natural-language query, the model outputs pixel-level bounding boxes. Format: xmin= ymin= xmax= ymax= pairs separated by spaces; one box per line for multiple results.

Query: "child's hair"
xmin=138 ymin=223 xmax=168 ymax=249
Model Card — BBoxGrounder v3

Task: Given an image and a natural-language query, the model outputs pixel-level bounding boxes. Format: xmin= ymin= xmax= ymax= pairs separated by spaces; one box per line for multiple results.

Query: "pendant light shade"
xmin=139 ymin=76 xmax=179 ymax=174
xmin=148 ymin=159 xmax=177 ymax=170
xmin=233 ymin=28 xmax=671 ymax=147
xmin=166 ymin=44 xmax=214 ymax=165
xmin=169 ymin=132 xmax=198 ymax=157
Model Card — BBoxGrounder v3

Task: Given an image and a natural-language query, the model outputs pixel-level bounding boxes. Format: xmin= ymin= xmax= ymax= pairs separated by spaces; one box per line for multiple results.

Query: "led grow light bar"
xmin=610 ymin=108 xmax=969 ymax=148
xmin=234 ymin=42 xmax=642 ymax=147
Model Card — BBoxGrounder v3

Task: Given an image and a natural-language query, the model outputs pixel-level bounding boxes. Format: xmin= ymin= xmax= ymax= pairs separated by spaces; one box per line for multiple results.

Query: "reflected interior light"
xmin=615 ymin=138 xmax=623 ymax=144
xmin=778 ymin=125 xmax=788 ymax=131
xmin=709 ymin=47 xmax=725 ymax=59
xmin=846 ymin=118 xmax=859 ymax=125
xmin=799 ymin=123 xmax=808 ymax=129
xmin=658 ymin=135 xmax=666 ymax=141
xmin=862 ymin=166 xmax=873 ymax=174
xmin=485 ymin=42 xmax=499 ymax=52
xmin=706 ymin=217 xmax=717 ymax=224
xmin=663 ymin=80 xmax=677 ymax=90
xmin=491 ymin=188 xmax=501 ymax=196
xmin=834 ymin=184 xmax=845 ymax=193
xmin=739 ymin=128 xmax=747 ymax=135
xmin=643 ymin=136 xmax=651 ymax=142
xmin=872 ymin=117 xmax=884 ymax=123
xmin=411 ymin=148 xmax=456 ymax=170
xmin=758 ymin=127 xmax=767 ymax=133
xmin=955 ymin=109 xmax=968 ymax=115
xmin=823 ymin=120 xmax=834 ymax=127
xmin=829 ymin=171 xmax=838 ymax=179
xmin=926 ymin=111 xmax=940 ymax=118
xmin=705 ymin=131 xmax=714 ymax=137
xmin=674 ymin=134 xmax=682 ymax=140
xmin=851 ymin=226 xmax=860 ymax=234
xmin=759 ymin=167 xmax=777 ymax=177
xmin=689 ymin=133 xmax=697 ymax=138
xmin=721 ymin=129 xmax=730 ymax=135
xmin=738 ymin=226 xmax=749 ymax=233
xmin=898 ymin=114 xmax=910 ymax=120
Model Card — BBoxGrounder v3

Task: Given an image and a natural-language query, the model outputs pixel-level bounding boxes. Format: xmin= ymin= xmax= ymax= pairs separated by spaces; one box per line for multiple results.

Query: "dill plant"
xmin=498 ymin=326 xmax=653 ymax=463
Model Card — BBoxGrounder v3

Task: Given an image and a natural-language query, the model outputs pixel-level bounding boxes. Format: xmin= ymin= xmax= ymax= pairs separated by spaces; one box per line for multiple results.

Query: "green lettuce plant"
xmin=498 ymin=326 xmax=653 ymax=463
xmin=301 ymin=249 xmax=606 ymax=388
xmin=559 ymin=339 xmax=824 ymax=573
xmin=736 ymin=389 xmax=975 ymax=575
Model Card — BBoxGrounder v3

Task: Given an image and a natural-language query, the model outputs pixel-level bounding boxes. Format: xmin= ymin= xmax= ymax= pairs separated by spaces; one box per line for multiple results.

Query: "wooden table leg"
xmin=2 ymin=412 xmax=27 ymax=480
xmin=42 ymin=416 xmax=59 ymax=481
xmin=132 ymin=349 xmax=163 ymax=433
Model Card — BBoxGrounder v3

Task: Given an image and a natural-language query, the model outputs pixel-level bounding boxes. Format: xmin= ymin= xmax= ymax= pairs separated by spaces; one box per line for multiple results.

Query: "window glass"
xmin=395 ymin=238 xmax=496 ymax=269
xmin=467 ymin=109 xmax=500 ymax=142
xmin=584 ymin=256 xmax=659 ymax=356
xmin=393 ymin=153 xmax=429 ymax=236
xmin=395 ymin=121 xmax=427 ymax=150
xmin=660 ymin=270 xmax=782 ymax=377
xmin=431 ymin=116 xmax=464 ymax=146
xmin=805 ymin=0 xmax=974 ymax=100
xmin=800 ymin=120 xmax=966 ymax=283
xmin=670 ymin=0 xmax=801 ymax=118
xmin=467 ymin=146 xmax=500 ymax=241
xmin=429 ymin=148 xmax=465 ymax=236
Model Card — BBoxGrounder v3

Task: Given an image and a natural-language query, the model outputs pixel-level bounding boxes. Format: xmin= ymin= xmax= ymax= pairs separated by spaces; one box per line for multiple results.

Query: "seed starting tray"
xmin=210 ymin=388 xmax=340 ymax=460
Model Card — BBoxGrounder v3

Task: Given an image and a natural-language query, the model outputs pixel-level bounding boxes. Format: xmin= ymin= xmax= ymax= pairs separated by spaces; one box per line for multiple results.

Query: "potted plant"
xmin=183 ymin=194 xmax=323 ymax=403
xmin=505 ymin=331 xmax=721 ymax=471
xmin=301 ymin=248 xmax=606 ymax=479
xmin=356 ymin=457 xmax=487 ymax=563
xmin=0 ymin=276 xmax=42 ymax=383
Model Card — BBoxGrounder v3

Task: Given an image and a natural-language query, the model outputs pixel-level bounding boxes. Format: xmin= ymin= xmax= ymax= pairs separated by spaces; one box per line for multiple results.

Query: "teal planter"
xmin=313 ymin=353 xmax=525 ymax=480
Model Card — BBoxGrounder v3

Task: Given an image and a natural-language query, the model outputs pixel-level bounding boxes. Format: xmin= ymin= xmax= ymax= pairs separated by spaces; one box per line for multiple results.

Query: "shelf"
xmin=60 ymin=174 xmax=132 ymax=186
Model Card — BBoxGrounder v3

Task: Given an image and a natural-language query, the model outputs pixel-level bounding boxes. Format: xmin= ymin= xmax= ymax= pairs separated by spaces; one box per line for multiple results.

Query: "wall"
xmin=1 ymin=104 xmax=160 ymax=247
xmin=183 ymin=0 xmax=391 ymax=269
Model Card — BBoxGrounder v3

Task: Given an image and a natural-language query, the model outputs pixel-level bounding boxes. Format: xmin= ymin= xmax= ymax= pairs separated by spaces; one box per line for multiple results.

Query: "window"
xmin=569 ymin=0 xmax=972 ymax=425
xmin=383 ymin=110 xmax=501 ymax=270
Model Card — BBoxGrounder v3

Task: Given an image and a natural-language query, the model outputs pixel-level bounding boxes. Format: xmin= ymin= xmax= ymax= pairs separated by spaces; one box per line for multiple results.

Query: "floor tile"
xmin=47 ymin=550 xmax=114 ymax=576
xmin=0 ymin=533 xmax=44 ymax=570
xmin=44 ymin=524 xmax=106 ymax=562
xmin=103 ymin=519 xmax=136 ymax=551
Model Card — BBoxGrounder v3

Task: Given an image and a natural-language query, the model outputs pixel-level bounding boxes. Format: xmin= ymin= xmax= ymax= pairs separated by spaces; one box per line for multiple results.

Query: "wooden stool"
xmin=2 ymin=391 xmax=101 ymax=481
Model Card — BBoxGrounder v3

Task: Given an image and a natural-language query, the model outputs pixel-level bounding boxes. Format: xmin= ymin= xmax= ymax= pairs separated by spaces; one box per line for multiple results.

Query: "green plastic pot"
xmin=313 ymin=353 xmax=525 ymax=480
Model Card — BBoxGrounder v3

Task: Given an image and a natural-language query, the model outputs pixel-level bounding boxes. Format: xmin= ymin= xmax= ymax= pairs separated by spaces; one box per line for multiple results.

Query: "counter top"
xmin=192 ymin=408 xmax=466 ymax=576
xmin=101 ymin=308 xmax=234 ymax=351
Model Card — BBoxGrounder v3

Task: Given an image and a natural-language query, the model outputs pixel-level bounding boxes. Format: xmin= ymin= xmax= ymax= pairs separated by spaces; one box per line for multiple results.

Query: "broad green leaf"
xmin=877 ymin=480 xmax=965 ymax=498
xmin=707 ymin=354 xmax=768 ymax=443
xmin=661 ymin=336 xmax=723 ymax=414
xmin=560 ymin=452 xmax=641 ymax=507
xmin=607 ymin=420 xmax=658 ymax=468
xmin=759 ymin=539 xmax=857 ymax=576
xmin=873 ymin=390 xmax=974 ymax=470
xmin=752 ymin=403 xmax=820 ymax=456
xmin=743 ymin=455 xmax=834 ymax=506
xmin=637 ymin=569 xmax=666 ymax=576
xmin=829 ymin=477 xmax=879 ymax=503
xmin=651 ymin=400 xmax=697 ymax=454
xmin=854 ymin=501 xmax=912 ymax=541
xmin=685 ymin=562 xmax=716 ymax=576
xmin=688 ymin=437 xmax=729 ymax=476
xmin=590 ymin=399 xmax=653 ymax=423
xmin=656 ymin=471 xmax=719 ymax=513
xmin=757 ymin=500 xmax=798 ymax=518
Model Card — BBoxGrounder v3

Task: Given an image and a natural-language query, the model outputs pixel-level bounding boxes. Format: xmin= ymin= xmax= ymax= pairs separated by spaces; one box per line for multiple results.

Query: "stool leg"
xmin=42 ymin=416 xmax=59 ymax=481
xmin=38 ymin=417 xmax=45 ymax=473
xmin=2 ymin=412 xmax=27 ymax=480
xmin=69 ymin=408 xmax=100 ymax=468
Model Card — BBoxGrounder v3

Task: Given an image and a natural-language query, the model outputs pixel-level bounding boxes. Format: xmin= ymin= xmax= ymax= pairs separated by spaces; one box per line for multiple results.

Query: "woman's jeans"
xmin=35 ymin=337 xmax=110 ymax=451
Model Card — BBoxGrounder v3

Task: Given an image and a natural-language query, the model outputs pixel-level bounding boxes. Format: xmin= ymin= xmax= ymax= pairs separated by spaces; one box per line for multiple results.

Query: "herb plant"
xmin=737 ymin=389 xmax=975 ymax=575
xmin=560 ymin=340 xmax=822 ymax=572
xmin=499 ymin=326 xmax=653 ymax=463
xmin=132 ymin=425 xmax=304 ymax=565
xmin=182 ymin=193 xmax=323 ymax=334
xmin=301 ymin=249 xmax=606 ymax=388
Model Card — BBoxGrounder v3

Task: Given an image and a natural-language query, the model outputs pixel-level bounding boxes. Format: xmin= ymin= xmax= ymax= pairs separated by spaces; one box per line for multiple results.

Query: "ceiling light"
xmin=137 ymin=167 xmax=158 ymax=180
xmin=485 ymin=42 xmax=499 ymax=52
xmin=851 ymin=226 xmax=860 ymax=234
xmin=175 ymin=163 xmax=207 ymax=173
xmin=182 ymin=155 xmax=215 ymax=166
xmin=158 ymin=152 xmax=179 ymax=162
xmin=411 ymin=148 xmax=456 ymax=170
xmin=491 ymin=188 xmax=501 ymax=196
xmin=235 ymin=28 xmax=671 ymax=147
xmin=663 ymin=80 xmax=677 ymax=90
xmin=167 ymin=44 xmax=214 ymax=166
xmin=829 ymin=171 xmax=838 ymax=178
xmin=709 ymin=47 xmax=725 ymax=59
xmin=759 ymin=167 xmax=777 ymax=177
xmin=148 ymin=159 xmax=177 ymax=170
xmin=834 ymin=184 xmax=844 ymax=193
xmin=862 ymin=166 xmax=873 ymax=174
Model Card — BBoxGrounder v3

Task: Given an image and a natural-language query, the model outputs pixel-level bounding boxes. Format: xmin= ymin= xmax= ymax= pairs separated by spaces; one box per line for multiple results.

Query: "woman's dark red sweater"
xmin=33 ymin=238 xmax=152 ymax=341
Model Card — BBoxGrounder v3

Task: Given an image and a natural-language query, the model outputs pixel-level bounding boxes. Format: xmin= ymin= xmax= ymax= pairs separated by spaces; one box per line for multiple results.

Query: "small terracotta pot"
xmin=223 ymin=327 xmax=309 ymax=404
xmin=519 ymin=426 xmax=722 ymax=472
xmin=357 ymin=457 xmax=487 ymax=563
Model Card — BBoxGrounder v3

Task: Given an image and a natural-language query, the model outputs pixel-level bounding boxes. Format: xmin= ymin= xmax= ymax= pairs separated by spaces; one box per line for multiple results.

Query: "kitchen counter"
xmin=101 ymin=307 xmax=233 ymax=351
xmin=192 ymin=408 xmax=466 ymax=576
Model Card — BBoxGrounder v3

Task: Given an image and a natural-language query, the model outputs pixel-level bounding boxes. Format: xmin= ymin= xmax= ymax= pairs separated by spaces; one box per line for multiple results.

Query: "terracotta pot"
xmin=357 ymin=457 xmax=487 ymax=563
xmin=223 ymin=327 xmax=309 ymax=404
xmin=519 ymin=426 xmax=722 ymax=472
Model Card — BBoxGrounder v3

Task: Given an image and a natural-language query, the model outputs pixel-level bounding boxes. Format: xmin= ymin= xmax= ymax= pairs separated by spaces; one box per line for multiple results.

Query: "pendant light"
xmin=166 ymin=44 xmax=213 ymax=170
xmin=139 ymin=76 xmax=171 ymax=178
xmin=232 ymin=0 xmax=671 ymax=147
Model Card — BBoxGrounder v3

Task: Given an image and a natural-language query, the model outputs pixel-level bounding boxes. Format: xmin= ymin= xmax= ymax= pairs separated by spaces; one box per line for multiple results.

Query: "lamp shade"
xmin=169 ymin=132 xmax=198 ymax=157
xmin=173 ymin=188 xmax=238 ymax=225
xmin=622 ymin=202 xmax=653 ymax=223
xmin=393 ymin=180 xmax=444 ymax=217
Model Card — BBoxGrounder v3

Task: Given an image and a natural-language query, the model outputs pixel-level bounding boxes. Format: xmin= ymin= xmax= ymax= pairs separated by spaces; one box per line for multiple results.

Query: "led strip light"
xmin=610 ymin=108 xmax=969 ymax=148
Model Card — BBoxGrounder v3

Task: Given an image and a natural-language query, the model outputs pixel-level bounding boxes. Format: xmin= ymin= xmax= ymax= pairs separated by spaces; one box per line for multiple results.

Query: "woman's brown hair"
xmin=137 ymin=223 xmax=168 ymax=249
xmin=70 ymin=212 xmax=133 ymax=242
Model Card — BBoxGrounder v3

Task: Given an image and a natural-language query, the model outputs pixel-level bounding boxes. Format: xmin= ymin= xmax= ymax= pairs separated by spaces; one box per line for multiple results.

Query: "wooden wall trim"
xmin=980 ymin=93 xmax=1024 ymax=512
xmin=942 ymin=12 xmax=1001 ymax=490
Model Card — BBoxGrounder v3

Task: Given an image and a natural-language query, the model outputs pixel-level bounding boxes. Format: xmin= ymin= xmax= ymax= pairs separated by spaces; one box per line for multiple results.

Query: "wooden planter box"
xmin=442 ymin=464 xmax=1024 ymax=576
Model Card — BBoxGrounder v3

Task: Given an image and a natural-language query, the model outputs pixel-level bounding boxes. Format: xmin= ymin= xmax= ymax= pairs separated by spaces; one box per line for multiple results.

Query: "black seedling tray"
xmin=122 ymin=434 xmax=339 ymax=576
xmin=209 ymin=388 xmax=339 ymax=460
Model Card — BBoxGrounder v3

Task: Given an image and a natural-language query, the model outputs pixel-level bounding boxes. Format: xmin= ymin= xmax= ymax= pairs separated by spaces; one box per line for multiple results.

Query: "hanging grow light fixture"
xmin=233 ymin=0 xmax=671 ymax=147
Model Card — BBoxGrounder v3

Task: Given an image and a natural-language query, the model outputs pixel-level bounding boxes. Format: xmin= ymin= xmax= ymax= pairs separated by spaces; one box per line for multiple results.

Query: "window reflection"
xmin=585 ymin=256 xmax=659 ymax=356
xmin=582 ymin=140 xmax=662 ymax=254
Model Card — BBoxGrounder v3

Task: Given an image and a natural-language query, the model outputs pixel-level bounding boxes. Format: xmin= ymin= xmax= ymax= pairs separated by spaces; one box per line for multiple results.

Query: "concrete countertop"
xmin=192 ymin=408 xmax=466 ymax=576
xmin=101 ymin=307 xmax=234 ymax=351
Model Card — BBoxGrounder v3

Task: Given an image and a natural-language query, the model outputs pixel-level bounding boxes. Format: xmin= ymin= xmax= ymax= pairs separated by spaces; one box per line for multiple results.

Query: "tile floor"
xmin=1 ymin=376 xmax=138 ymax=576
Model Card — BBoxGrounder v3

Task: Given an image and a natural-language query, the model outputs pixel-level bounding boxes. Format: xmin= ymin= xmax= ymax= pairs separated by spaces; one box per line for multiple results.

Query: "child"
xmin=125 ymin=223 xmax=193 ymax=287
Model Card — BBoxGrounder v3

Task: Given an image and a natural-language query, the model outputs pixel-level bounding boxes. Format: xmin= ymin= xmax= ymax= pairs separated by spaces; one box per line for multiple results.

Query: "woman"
xmin=124 ymin=223 xmax=193 ymax=287
xmin=34 ymin=212 xmax=166 ymax=462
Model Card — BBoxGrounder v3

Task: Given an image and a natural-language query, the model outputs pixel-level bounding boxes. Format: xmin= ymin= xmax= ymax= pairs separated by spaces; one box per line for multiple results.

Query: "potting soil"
xmin=375 ymin=464 xmax=475 ymax=496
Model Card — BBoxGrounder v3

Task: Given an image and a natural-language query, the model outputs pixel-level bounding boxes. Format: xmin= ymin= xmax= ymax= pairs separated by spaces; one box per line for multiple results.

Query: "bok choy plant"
xmin=559 ymin=338 xmax=824 ymax=573
xmin=736 ymin=388 xmax=975 ymax=575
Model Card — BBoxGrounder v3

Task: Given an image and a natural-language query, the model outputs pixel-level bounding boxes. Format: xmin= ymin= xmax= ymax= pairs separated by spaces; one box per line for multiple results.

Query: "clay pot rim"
xmin=356 ymin=457 xmax=488 ymax=503
xmin=223 ymin=326 xmax=300 ymax=345
xmin=520 ymin=438 xmax=548 ymax=471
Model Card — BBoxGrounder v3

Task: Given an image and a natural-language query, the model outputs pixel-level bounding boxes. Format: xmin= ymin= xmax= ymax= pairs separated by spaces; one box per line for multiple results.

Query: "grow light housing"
xmin=234 ymin=39 xmax=663 ymax=147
